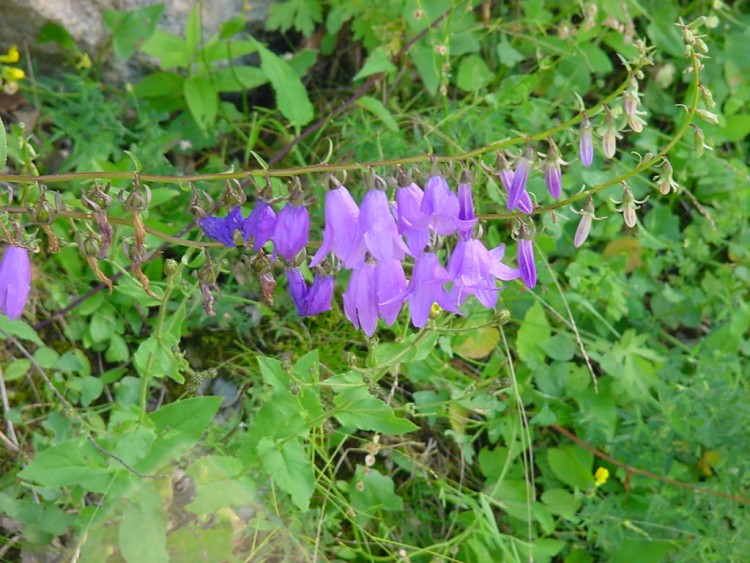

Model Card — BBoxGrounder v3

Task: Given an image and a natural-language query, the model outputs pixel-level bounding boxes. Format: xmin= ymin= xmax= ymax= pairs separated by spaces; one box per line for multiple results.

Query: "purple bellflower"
xmin=506 ymin=152 xmax=532 ymax=212
xmin=579 ymin=114 xmax=594 ymax=167
xmin=198 ymin=206 xmax=245 ymax=247
xmin=375 ymin=258 xmax=407 ymax=325
xmin=395 ymin=183 xmax=430 ymax=255
xmin=272 ymin=203 xmax=310 ymax=261
xmin=402 ymin=252 xmax=460 ymax=328
xmin=456 ymin=182 xmax=478 ymax=240
xmin=448 ymin=239 xmax=520 ymax=309
xmin=345 ymin=190 xmax=409 ymax=269
xmin=517 ymin=238 xmax=537 ymax=288
xmin=498 ymin=165 xmax=533 ymax=215
xmin=310 ymin=184 xmax=359 ymax=267
xmin=285 ymin=268 xmax=334 ymax=316
xmin=242 ymin=200 xmax=277 ymax=251
xmin=0 ymin=245 xmax=31 ymax=320
xmin=544 ymin=139 xmax=565 ymax=200
xmin=421 ymin=175 xmax=460 ymax=236
xmin=343 ymin=264 xmax=378 ymax=336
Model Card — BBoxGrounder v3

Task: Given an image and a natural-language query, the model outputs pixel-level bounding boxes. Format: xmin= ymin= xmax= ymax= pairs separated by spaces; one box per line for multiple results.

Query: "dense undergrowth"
xmin=1 ymin=1 xmax=749 ymax=561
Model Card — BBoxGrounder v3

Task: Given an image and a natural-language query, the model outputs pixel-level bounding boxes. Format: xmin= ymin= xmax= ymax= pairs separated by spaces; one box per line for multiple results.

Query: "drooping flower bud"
xmin=599 ymin=108 xmax=622 ymax=159
xmin=311 ymin=181 xmax=360 ymax=266
xmin=572 ymin=196 xmax=605 ymax=248
xmin=507 ymin=149 xmax=532 ymax=211
xmin=653 ymin=158 xmax=679 ymax=195
xmin=272 ymin=203 xmax=310 ymax=261
xmin=612 ymin=183 xmax=647 ymax=229
xmin=579 ymin=114 xmax=594 ymax=167
xmin=698 ymin=84 xmax=715 ymax=110
xmin=543 ymin=139 xmax=566 ymax=199
xmin=497 ymin=152 xmax=533 ymax=213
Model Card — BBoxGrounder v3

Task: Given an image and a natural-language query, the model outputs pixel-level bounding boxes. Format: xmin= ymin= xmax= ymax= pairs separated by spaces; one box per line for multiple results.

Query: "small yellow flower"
xmin=75 ymin=52 xmax=92 ymax=70
xmin=3 ymin=67 xmax=25 ymax=81
xmin=0 ymin=46 xmax=20 ymax=64
xmin=594 ymin=467 xmax=610 ymax=487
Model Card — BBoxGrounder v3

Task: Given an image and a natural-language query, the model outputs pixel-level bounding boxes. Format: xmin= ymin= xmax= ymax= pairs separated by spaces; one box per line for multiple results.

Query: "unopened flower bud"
xmin=82 ymin=236 xmax=101 ymax=257
xmin=493 ymin=309 xmax=511 ymax=326
xmin=699 ymin=84 xmax=715 ymax=110
xmin=573 ymin=196 xmax=604 ymax=248
xmin=543 ymin=138 xmax=565 ymax=199
xmin=163 ymin=258 xmax=179 ymax=277
xmin=653 ymin=158 xmax=679 ymax=195
xmin=599 ymin=109 xmax=622 ymax=159
xmin=579 ymin=114 xmax=594 ymax=167
xmin=197 ymin=262 xmax=217 ymax=284
xmin=612 ymin=183 xmax=647 ymax=229
xmin=343 ymin=351 xmax=358 ymax=367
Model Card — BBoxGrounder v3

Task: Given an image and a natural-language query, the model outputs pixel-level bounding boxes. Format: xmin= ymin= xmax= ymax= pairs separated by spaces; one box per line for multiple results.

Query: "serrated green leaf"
xmin=103 ymin=5 xmax=163 ymax=60
xmin=516 ymin=302 xmax=551 ymax=367
xmin=334 ymin=386 xmax=418 ymax=435
xmin=267 ymin=0 xmax=322 ymax=37
xmin=456 ymin=54 xmax=491 ymax=92
xmin=0 ymin=317 xmax=44 ymax=346
xmin=258 ymin=437 xmax=314 ymax=511
xmin=547 ymin=446 xmax=594 ymax=490
xmin=349 ymin=466 xmax=402 ymax=525
xmin=19 ymin=438 xmax=111 ymax=491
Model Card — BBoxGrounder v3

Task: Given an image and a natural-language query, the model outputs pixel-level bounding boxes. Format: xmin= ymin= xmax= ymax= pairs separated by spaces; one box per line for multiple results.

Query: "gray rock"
xmin=0 ymin=0 xmax=271 ymax=79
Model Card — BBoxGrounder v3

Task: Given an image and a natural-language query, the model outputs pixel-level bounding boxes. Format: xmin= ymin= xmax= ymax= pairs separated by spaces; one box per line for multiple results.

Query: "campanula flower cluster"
xmin=199 ymin=175 xmax=539 ymax=335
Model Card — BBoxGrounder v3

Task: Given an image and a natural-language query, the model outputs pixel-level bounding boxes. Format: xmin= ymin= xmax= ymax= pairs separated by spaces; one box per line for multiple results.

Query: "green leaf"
xmin=496 ymin=35 xmax=524 ymax=68
xmin=136 ymin=397 xmax=222 ymax=473
xmin=118 ymin=482 xmax=169 ymax=563
xmin=4 ymin=359 xmax=30 ymax=382
xmin=185 ymin=5 xmax=200 ymax=56
xmin=134 ymin=72 xmax=185 ymax=98
xmin=258 ymin=45 xmax=314 ymax=126
xmin=349 ymin=466 xmax=403 ymax=526
xmin=133 ymin=333 xmax=184 ymax=382
xmin=19 ymin=438 xmax=112 ymax=491
xmin=541 ymin=488 xmax=581 ymax=519
xmin=184 ymin=74 xmax=218 ymax=131
xmin=0 ymin=317 xmax=44 ymax=346
xmin=258 ymin=437 xmax=314 ymax=511
xmin=212 ymin=66 xmax=268 ymax=92
xmin=456 ymin=54 xmax=491 ymax=92
xmin=353 ymin=48 xmax=397 ymax=81
xmin=356 ymin=96 xmax=399 ymax=132
xmin=141 ymin=29 xmax=189 ymax=68
xmin=547 ymin=446 xmax=594 ymax=490
xmin=410 ymin=44 xmax=440 ymax=95
xmin=516 ymin=302 xmax=551 ymax=368
xmin=102 ymin=5 xmax=164 ymax=60
xmin=186 ymin=455 xmax=256 ymax=515
xmin=267 ymin=0 xmax=322 ymax=37
xmin=333 ymin=383 xmax=418 ymax=435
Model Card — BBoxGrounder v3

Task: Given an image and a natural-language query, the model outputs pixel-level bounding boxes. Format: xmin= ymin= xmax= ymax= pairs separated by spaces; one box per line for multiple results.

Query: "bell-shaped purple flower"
xmin=345 ymin=190 xmax=409 ymax=269
xmin=198 ymin=206 xmax=244 ymax=247
xmin=0 ymin=246 xmax=31 ymax=320
xmin=272 ymin=203 xmax=310 ymax=261
xmin=421 ymin=175 xmax=460 ymax=236
xmin=456 ymin=182 xmax=478 ymax=240
xmin=310 ymin=185 xmax=359 ymax=267
xmin=395 ymin=183 xmax=430 ymax=255
xmin=375 ymin=258 xmax=407 ymax=326
xmin=343 ymin=264 xmax=378 ymax=336
xmin=242 ymin=200 xmax=277 ymax=251
xmin=517 ymin=238 xmax=537 ymax=288
xmin=507 ymin=153 xmax=531 ymax=212
xmin=285 ymin=268 xmax=334 ymax=317
xmin=448 ymin=239 xmax=519 ymax=309
xmin=498 ymin=168 xmax=533 ymax=214
xmin=402 ymin=252 xmax=460 ymax=328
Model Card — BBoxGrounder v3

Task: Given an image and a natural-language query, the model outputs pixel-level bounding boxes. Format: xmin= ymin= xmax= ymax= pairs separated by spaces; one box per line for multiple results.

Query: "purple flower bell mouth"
xmin=402 ymin=252 xmax=460 ymax=328
xmin=286 ymin=268 xmax=334 ymax=316
xmin=0 ymin=245 xmax=31 ymax=320
xmin=345 ymin=190 xmax=409 ymax=269
xmin=447 ymin=239 xmax=519 ymax=309
xmin=198 ymin=206 xmax=245 ymax=247
xmin=273 ymin=203 xmax=310 ymax=261
xmin=421 ymin=175 xmax=460 ymax=236
xmin=395 ymin=183 xmax=430 ymax=255
xmin=242 ymin=201 xmax=277 ymax=251
xmin=310 ymin=184 xmax=359 ymax=267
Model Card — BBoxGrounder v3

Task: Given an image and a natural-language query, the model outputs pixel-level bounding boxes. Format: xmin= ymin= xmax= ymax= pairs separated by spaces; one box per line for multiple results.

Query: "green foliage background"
xmin=1 ymin=1 xmax=749 ymax=562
